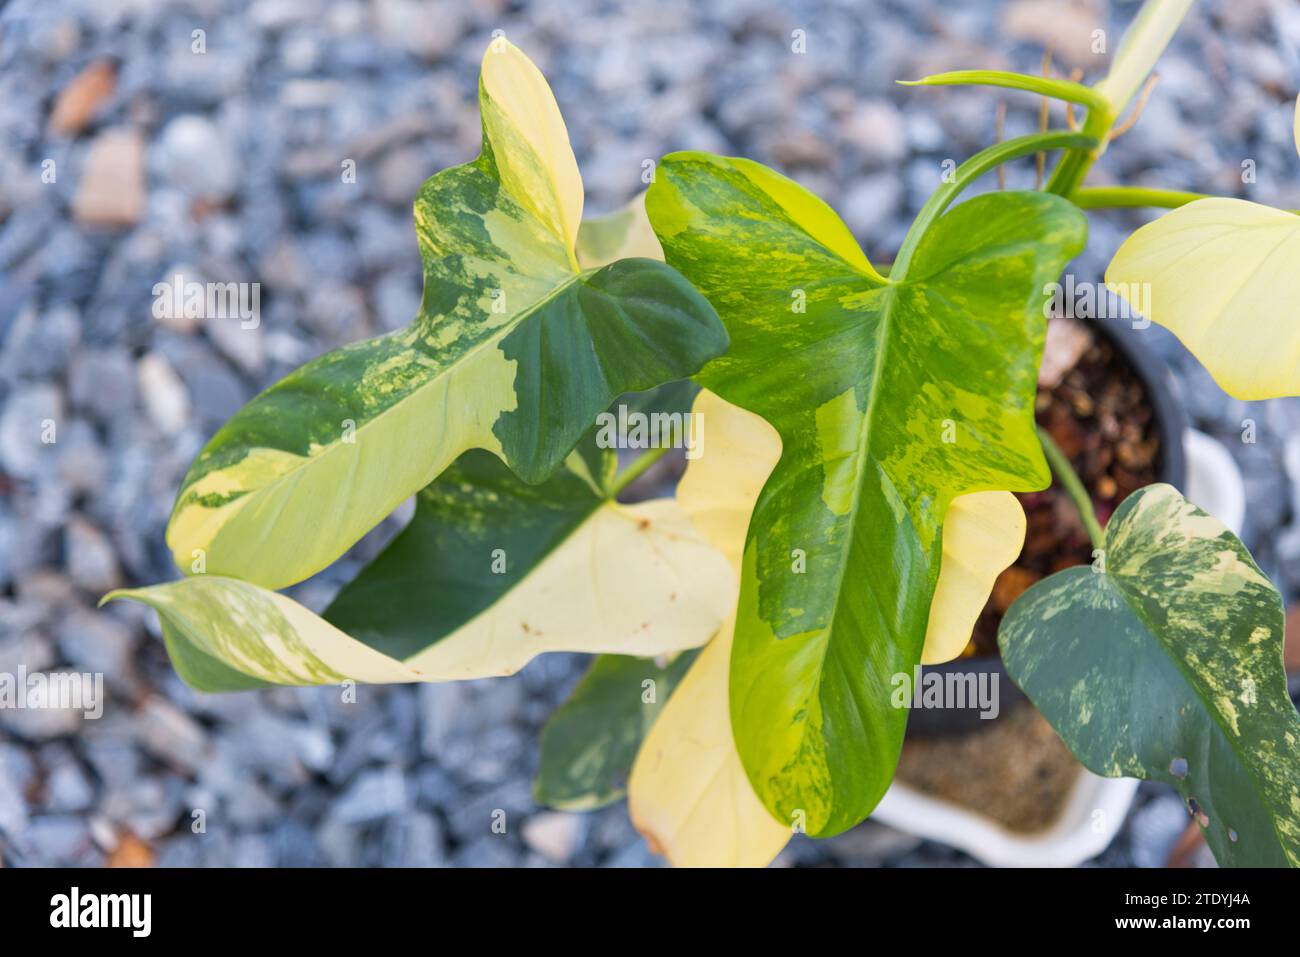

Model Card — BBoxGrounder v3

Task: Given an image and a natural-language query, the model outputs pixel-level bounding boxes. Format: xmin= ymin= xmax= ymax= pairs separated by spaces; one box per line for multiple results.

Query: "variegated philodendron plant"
xmin=110 ymin=2 xmax=1300 ymax=867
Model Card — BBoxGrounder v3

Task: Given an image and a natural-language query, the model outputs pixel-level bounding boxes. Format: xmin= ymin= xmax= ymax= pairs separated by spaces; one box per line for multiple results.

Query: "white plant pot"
xmin=870 ymin=429 xmax=1246 ymax=866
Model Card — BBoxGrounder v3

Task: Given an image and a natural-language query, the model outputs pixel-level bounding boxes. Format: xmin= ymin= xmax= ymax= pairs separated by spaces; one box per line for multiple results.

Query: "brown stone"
xmin=72 ymin=127 xmax=145 ymax=228
xmin=48 ymin=59 xmax=117 ymax=136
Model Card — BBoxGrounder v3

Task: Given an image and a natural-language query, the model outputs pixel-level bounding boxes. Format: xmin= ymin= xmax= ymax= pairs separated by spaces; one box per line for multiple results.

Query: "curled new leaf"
xmin=1000 ymin=483 xmax=1300 ymax=868
xmin=166 ymin=40 xmax=726 ymax=590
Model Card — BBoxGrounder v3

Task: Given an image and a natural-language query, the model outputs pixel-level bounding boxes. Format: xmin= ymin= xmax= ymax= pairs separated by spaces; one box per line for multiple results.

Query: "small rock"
xmin=134 ymin=696 xmax=209 ymax=772
xmin=63 ymin=516 xmax=123 ymax=593
xmin=1 ymin=304 xmax=80 ymax=380
xmin=331 ymin=766 xmax=408 ymax=824
xmin=0 ymin=383 xmax=62 ymax=480
xmin=521 ymin=811 xmax=585 ymax=864
xmin=106 ymin=831 xmax=154 ymax=868
xmin=841 ymin=174 xmax=902 ymax=240
xmin=0 ymin=754 xmax=29 ymax=836
xmin=841 ymin=100 xmax=907 ymax=166
xmin=1129 ymin=793 xmax=1194 ymax=869
xmin=155 ymin=115 xmax=239 ymax=201
xmin=452 ymin=834 xmax=519 ymax=868
xmin=372 ymin=0 xmax=467 ymax=60
xmin=48 ymin=59 xmax=117 ymax=136
xmin=205 ymin=315 xmax=266 ymax=375
xmin=67 ymin=348 xmax=136 ymax=421
xmin=72 ymin=127 xmax=145 ymax=228
xmin=44 ymin=755 xmax=95 ymax=813
xmin=381 ymin=811 xmax=446 ymax=866
xmin=56 ymin=607 xmax=134 ymax=680
xmin=1003 ymin=0 xmax=1105 ymax=69
xmin=136 ymin=352 xmax=190 ymax=436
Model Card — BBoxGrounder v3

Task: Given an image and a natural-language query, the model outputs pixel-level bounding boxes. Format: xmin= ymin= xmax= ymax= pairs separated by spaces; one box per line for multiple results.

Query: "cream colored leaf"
xmin=112 ymin=496 xmax=732 ymax=686
xmin=628 ymin=390 xmax=791 ymax=867
xmin=575 ymin=193 xmax=664 ymax=268
xmin=479 ymin=38 xmax=583 ymax=255
xmin=921 ymin=490 xmax=1026 ymax=665
xmin=628 ymin=393 xmax=1031 ymax=864
xmin=1105 ymin=197 xmax=1300 ymax=399
xmin=1094 ymin=0 xmax=1194 ymax=116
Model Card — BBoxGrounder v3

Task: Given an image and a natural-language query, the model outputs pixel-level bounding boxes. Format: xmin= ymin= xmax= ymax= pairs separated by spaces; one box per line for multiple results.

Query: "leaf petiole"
xmin=1036 ymin=425 xmax=1104 ymax=550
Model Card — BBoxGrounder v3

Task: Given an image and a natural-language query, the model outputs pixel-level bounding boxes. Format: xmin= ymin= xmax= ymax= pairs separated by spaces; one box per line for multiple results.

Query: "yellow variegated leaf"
xmin=1105 ymin=197 xmax=1300 ymax=399
xmin=479 ymin=37 xmax=584 ymax=256
xmin=109 ymin=495 xmax=733 ymax=688
xmin=628 ymin=390 xmax=791 ymax=867
xmin=575 ymin=193 xmax=664 ymax=268
xmin=164 ymin=40 xmax=724 ymax=589
xmin=920 ymin=490 xmax=1026 ymax=665
xmin=629 ymin=393 xmax=1030 ymax=865
xmin=1094 ymin=0 xmax=1194 ymax=116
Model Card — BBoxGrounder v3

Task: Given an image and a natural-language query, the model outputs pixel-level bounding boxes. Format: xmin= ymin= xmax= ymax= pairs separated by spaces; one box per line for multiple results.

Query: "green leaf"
xmin=113 ymin=385 xmax=734 ymax=691
xmin=166 ymin=40 xmax=726 ymax=591
xmin=324 ymin=377 xmax=723 ymax=673
xmin=535 ymin=651 xmax=698 ymax=811
xmin=1000 ymin=484 xmax=1300 ymax=867
xmin=647 ymin=152 xmax=1087 ymax=836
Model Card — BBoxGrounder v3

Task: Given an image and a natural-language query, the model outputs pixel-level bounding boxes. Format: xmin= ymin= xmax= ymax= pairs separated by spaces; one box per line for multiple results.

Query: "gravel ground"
xmin=1 ymin=0 xmax=1299 ymax=868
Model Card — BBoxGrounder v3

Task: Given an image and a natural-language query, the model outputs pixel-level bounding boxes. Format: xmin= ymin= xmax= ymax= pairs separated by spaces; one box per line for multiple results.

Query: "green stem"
xmin=898 ymin=70 xmax=1109 ymax=112
xmin=893 ymin=131 xmax=1096 ymax=277
xmin=1069 ymin=185 xmax=1208 ymax=209
xmin=1070 ymin=186 xmax=1300 ymax=215
xmin=1037 ymin=425 xmax=1104 ymax=550
xmin=1044 ymin=104 xmax=1113 ymax=197
xmin=608 ymin=437 xmax=676 ymax=497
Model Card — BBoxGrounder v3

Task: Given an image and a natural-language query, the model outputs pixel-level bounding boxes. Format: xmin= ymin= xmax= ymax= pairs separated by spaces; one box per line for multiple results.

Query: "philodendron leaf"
xmin=1000 ymin=483 xmax=1300 ymax=868
xmin=166 ymin=40 xmax=725 ymax=590
xmin=1104 ymin=95 xmax=1300 ymax=401
xmin=628 ymin=389 xmax=792 ymax=866
xmin=626 ymin=391 xmax=1026 ymax=866
xmin=576 ymin=193 xmax=664 ymax=268
xmin=535 ymin=650 xmax=698 ymax=811
xmin=921 ymin=489 xmax=1026 ymax=665
xmin=323 ymin=394 xmax=727 ymax=670
xmin=646 ymin=153 xmax=1087 ymax=836
xmin=107 ymin=440 xmax=734 ymax=689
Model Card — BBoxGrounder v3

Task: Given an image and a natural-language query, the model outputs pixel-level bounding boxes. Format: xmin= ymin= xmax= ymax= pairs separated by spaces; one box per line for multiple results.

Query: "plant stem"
xmin=607 ymin=439 xmax=675 ymax=497
xmin=1070 ymin=186 xmax=1300 ymax=215
xmin=1068 ymin=185 xmax=1208 ymax=209
xmin=1044 ymin=104 xmax=1113 ymax=197
xmin=898 ymin=70 xmax=1109 ymax=112
xmin=1036 ymin=425 xmax=1105 ymax=550
xmin=893 ymin=131 xmax=1096 ymax=277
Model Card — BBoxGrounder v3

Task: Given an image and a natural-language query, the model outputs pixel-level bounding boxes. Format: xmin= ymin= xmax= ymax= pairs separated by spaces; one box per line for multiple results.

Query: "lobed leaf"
xmin=109 ymin=432 xmax=734 ymax=689
xmin=626 ymin=391 xmax=1028 ymax=865
xmin=999 ymin=483 xmax=1300 ymax=868
xmin=535 ymin=650 xmax=698 ymax=811
xmin=647 ymin=152 xmax=1086 ymax=836
xmin=165 ymin=41 xmax=725 ymax=590
xmin=1105 ymin=194 xmax=1300 ymax=400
